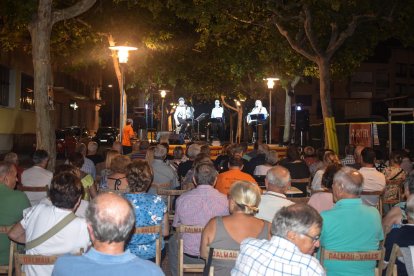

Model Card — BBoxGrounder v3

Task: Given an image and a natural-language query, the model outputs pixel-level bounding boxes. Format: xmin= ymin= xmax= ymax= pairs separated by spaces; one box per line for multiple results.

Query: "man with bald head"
xmin=255 ymin=166 xmax=294 ymax=223
xmin=52 ymin=193 xmax=163 ymax=276
xmin=320 ymin=167 xmax=383 ymax=276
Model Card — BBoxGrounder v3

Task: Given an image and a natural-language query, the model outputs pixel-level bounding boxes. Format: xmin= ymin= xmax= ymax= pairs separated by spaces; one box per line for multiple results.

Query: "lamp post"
xmin=109 ymin=45 xmax=137 ymax=142
xmin=265 ymin=77 xmax=279 ymax=144
xmin=159 ymin=90 xmax=167 ymax=131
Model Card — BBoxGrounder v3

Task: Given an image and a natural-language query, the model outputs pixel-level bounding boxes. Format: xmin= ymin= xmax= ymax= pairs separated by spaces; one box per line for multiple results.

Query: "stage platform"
xmin=167 ymin=144 xmax=287 ymax=160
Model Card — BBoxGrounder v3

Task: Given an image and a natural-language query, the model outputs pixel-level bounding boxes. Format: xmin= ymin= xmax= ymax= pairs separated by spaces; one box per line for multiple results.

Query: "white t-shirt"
xmin=255 ymin=191 xmax=294 ymax=222
xmin=21 ymin=166 xmax=53 ymax=206
xmin=359 ymin=167 xmax=386 ymax=206
xmin=211 ymin=107 xmax=224 ymax=118
xmin=311 ymin=169 xmax=325 ymax=191
xmin=21 ymin=203 xmax=90 ymax=276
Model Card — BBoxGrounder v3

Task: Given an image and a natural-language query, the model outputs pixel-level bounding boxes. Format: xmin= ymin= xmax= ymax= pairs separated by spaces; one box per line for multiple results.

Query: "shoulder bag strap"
xmin=25 ymin=212 xmax=77 ymax=250
xmin=390 ymin=168 xmax=404 ymax=181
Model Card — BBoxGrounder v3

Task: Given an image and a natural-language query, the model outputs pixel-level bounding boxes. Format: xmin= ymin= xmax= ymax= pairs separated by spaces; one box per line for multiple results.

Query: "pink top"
xmin=307 ymin=192 xmax=334 ymax=213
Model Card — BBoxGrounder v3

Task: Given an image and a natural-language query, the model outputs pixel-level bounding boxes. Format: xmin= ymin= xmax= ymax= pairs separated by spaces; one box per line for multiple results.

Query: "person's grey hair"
xmin=32 ymin=150 xmax=49 ymax=165
xmin=333 ymin=166 xmax=364 ymax=196
xmin=266 ymin=166 xmax=291 ymax=188
xmin=0 ymin=161 xmax=14 ymax=177
xmin=153 ymin=144 xmax=167 ymax=160
xmin=265 ymin=150 xmax=278 ymax=165
xmin=406 ymin=195 xmax=414 ymax=220
xmin=271 ymin=204 xmax=322 ymax=238
xmin=87 ymin=141 xmax=98 ymax=153
xmin=86 ymin=193 xmax=136 ymax=243
xmin=187 ymin=144 xmax=201 ymax=159
xmin=258 ymin=143 xmax=270 ymax=154
xmin=194 ymin=163 xmax=218 ymax=186
xmin=4 ymin=152 xmax=18 ymax=164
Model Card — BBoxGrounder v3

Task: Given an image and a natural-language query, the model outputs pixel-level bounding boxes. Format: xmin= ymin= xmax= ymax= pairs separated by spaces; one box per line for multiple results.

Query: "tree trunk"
xmin=29 ymin=0 xmax=56 ymax=170
xmin=283 ymin=88 xmax=291 ymax=144
xmin=318 ymin=57 xmax=338 ymax=152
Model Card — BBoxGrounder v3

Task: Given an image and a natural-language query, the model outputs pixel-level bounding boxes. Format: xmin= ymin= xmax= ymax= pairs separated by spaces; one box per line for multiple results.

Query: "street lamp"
xmin=265 ymin=77 xmax=279 ymax=144
xmin=109 ymin=45 xmax=137 ymax=142
xmin=159 ymin=90 xmax=168 ymax=131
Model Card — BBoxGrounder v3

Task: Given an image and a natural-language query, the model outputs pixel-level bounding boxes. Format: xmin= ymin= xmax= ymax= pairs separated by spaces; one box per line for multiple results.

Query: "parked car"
xmin=55 ymin=129 xmax=77 ymax=159
xmin=93 ymin=127 xmax=119 ymax=145
xmin=64 ymin=126 xmax=92 ymax=145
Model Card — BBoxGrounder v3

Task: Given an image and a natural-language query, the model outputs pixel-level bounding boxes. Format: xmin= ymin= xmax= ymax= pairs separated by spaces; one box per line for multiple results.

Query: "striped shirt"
xmin=232 ymin=236 xmax=325 ymax=276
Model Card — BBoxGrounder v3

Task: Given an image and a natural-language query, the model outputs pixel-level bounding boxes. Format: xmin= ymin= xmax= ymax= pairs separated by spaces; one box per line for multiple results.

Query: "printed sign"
xmin=349 ymin=123 xmax=372 ymax=147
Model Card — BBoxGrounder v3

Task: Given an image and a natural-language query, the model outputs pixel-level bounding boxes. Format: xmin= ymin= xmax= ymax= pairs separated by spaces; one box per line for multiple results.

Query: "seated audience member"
xmin=86 ymin=141 xmax=104 ymax=165
xmin=243 ymin=143 xmax=269 ymax=176
xmin=232 ymin=204 xmax=324 ymax=276
xmin=401 ymin=150 xmax=413 ymax=175
xmin=52 ymin=193 xmax=164 ymax=276
xmin=21 ymin=149 xmax=53 ymax=206
xmin=350 ymin=145 xmax=365 ymax=170
xmin=311 ymin=151 xmax=340 ymax=191
xmin=215 ymin=157 xmax=257 ymax=195
xmin=51 ymin=164 xmax=89 ymax=217
xmin=255 ymin=166 xmax=294 ymax=222
xmin=383 ymin=151 xmax=406 ymax=182
xmin=168 ymin=145 xmax=185 ymax=171
xmin=374 ymin=149 xmax=387 ymax=172
xmin=105 ymin=155 xmax=131 ymax=191
xmin=126 ymin=141 xmax=141 ymax=160
xmin=75 ymin=143 xmax=96 ymax=180
xmin=309 ymin=148 xmax=326 ymax=177
xmin=68 ymin=152 xmax=98 ymax=200
xmin=340 ymin=144 xmax=356 ymax=166
xmin=181 ymin=153 xmax=213 ymax=190
xmin=384 ymin=195 xmax=414 ymax=276
xmin=9 ymin=172 xmax=90 ymax=276
xmin=124 ymin=160 xmax=168 ymax=261
xmin=0 ymin=161 xmax=30 ymax=266
xmin=214 ymin=143 xmax=233 ymax=173
xmin=178 ymin=143 xmax=201 ymax=180
xmin=98 ymin=150 xmax=120 ymax=190
xmin=358 ymin=147 xmax=386 ymax=206
xmin=145 ymin=146 xmax=156 ymax=165
xmin=253 ymin=150 xmax=278 ymax=176
xmin=303 ymin=146 xmax=317 ymax=168
xmin=169 ymin=163 xmax=229 ymax=276
xmin=130 ymin=140 xmax=150 ymax=160
xmin=111 ymin=141 xmax=122 ymax=154
xmin=320 ymin=167 xmax=384 ymax=276
xmin=201 ymin=181 xmax=269 ymax=276
xmin=200 ymin=143 xmax=211 ymax=157
xmin=278 ymin=145 xmax=310 ymax=180
xmin=150 ymin=145 xmax=179 ymax=195
xmin=308 ymin=163 xmax=342 ymax=213
xmin=160 ymin=142 xmax=173 ymax=160
xmin=383 ymin=175 xmax=414 ymax=233
xmin=3 ymin=152 xmax=23 ymax=184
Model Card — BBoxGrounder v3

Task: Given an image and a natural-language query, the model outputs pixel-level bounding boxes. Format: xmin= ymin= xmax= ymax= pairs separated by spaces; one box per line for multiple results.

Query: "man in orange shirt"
xmin=215 ymin=156 xmax=257 ymax=195
xmin=122 ymin=118 xmax=135 ymax=154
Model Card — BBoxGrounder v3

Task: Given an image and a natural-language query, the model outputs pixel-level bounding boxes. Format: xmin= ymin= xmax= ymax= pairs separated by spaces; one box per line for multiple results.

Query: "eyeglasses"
xmin=300 ymin=233 xmax=320 ymax=243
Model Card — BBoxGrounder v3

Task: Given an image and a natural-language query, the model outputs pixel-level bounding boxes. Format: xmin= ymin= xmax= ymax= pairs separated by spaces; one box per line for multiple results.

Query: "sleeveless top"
xmin=107 ymin=176 xmax=127 ymax=190
xmin=209 ymin=216 xmax=269 ymax=276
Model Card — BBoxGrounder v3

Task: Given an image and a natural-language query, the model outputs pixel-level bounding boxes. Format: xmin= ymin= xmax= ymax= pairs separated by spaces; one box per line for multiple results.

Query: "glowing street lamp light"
xmin=265 ymin=77 xmax=279 ymax=144
xmin=109 ymin=45 xmax=137 ymax=142
xmin=159 ymin=90 xmax=168 ymax=131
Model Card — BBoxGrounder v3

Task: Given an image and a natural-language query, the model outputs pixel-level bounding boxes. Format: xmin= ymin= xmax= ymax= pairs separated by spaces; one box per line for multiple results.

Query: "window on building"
xmin=396 ymin=63 xmax=408 ymax=78
xmin=20 ymin=73 xmax=35 ymax=111
xmin=0 ymin=65 xmax=10 ymax=107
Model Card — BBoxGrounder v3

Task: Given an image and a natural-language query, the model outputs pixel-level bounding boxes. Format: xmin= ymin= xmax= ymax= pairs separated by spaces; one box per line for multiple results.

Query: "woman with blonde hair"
xmin=201 ymin=181 xmax=269 ymax=276
xmin=311 ymin=150 xmax=340 ymax=191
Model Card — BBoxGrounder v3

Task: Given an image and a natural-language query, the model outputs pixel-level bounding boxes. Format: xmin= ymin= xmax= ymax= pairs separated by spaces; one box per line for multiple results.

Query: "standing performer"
xmin=174 ymin=97 xmax=194 ymax=135
xmin=210 ymin=100 xmax=224 ymax=141
xmin=122 ymin=118 xmax=135 ymax=154
xmin=246 ymin=100 xmax=268 ymax=143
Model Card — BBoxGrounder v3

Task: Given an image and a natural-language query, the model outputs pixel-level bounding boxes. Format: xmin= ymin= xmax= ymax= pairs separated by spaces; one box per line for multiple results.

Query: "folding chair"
xmin=157 ymin=188 xmax=187 ymax=222
xmin=253 ymin=175 xmax=266 ymax=189
xmin=177 ymin=225 xmax=205 ymax=276
xmin=319 ymin=246 xmax=385 ymax=275
xmin=361 ymin=190 xmax=384 ymax=217
xmin=20 ymin=185 xmax=49 ymax=193
xmin=204 ymin=248 xmax=239 ymax=276
xmin=134 ymin=225 xmax=163 ymax=266
xmin=0 ymin=225 xmax=15 ymax=276
xmin=385 ymin=244 xmax=401 ymax=276
xmin=14 ymin=254 xmax=59 ymax=276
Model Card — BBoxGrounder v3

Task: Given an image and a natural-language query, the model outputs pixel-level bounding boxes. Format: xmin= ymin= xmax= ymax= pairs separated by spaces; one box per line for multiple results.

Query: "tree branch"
xmin=273 ymin=19 xmax=317 ymax=63
xmin=224 ymin=11 xmax=268 ymax=29
xmin=52 ymin=0 xmax=96 ymax=24
xmin=303 ymin=5 xmax=322 ymax=56
xmin=220 ymin=95 xmax=238 ymax=112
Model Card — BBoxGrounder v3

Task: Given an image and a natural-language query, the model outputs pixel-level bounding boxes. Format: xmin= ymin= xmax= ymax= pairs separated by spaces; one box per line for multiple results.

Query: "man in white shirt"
xmin=247 ymin=100 xmax=268 ymax=143
xmin=255 ymin=166 xmax=294 ymax=222
xmin=359 ymin=147 xmax=386 ymax=206
xmin=210 ymin=99 xmax=224 ymax=140
xmin=21 ymin=150 xmax=53 ymax=206
xmin=9 ymin=172 xmax=90 ymax=276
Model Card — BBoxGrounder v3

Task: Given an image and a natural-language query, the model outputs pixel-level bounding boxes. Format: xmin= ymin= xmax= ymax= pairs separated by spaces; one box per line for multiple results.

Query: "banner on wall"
xmin=349 ymin=123 xmax=372 ymax=147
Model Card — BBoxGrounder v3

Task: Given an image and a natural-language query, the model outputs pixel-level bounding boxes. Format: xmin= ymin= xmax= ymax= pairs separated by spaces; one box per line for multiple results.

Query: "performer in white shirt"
xmin=247 ymin=100 xmax=268 ymax=143
xmin=174 ymin=97 xmax=194 ymax=134
xmin=210 ymin=100 xmax=224 ymax=140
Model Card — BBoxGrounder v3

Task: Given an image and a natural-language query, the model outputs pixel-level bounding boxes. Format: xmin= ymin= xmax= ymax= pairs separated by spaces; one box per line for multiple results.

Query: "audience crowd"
xmin=1 ymin=139 xmax=414 ymax=276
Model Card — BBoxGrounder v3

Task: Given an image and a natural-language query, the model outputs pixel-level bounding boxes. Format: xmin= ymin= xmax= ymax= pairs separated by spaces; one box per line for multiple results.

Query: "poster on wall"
xmin=349 ymin=123 xmax=372 ymax=147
